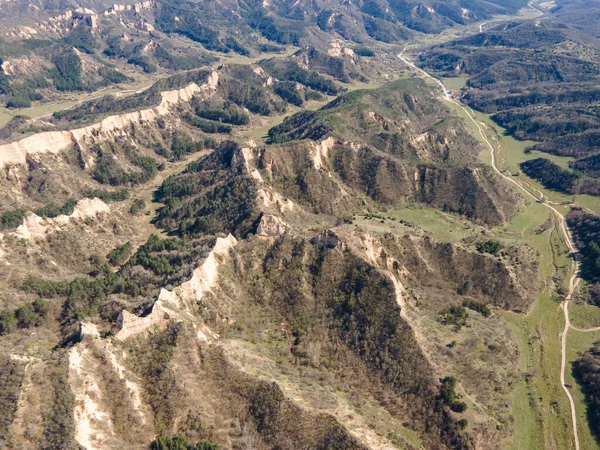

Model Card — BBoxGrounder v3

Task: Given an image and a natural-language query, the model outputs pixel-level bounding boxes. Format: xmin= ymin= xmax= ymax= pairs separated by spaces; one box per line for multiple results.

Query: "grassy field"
xmin=349 ymin=188 xmax=578 ymax=449
xmin=437 ymin=80 xmax=600 ymax=448
xmin=353 ymin=205 xmax=483 ymax=244
xmin=465 ymin=107 xmax=600 ymax=214
xmin=0 ymin=71 xmax=165 ymax=126
xmin=569 ymin=302 xmax=600 ymax=329
xmin=498 ymin=217 xmax=574 ymax=449
xmin=565 ymin=329 xmax=600 ymax=450
xmin=441 ymin=76 xmax=468 ymax=91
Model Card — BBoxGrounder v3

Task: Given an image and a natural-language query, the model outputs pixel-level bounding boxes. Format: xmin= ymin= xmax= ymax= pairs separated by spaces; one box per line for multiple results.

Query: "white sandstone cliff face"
xmin=256 ymin=214 xmax=287 ymax=238
xmin=69 ymin=235 xmax=237 ymax=448
xmin=13 ymin=198 xmax=110 ymax=241
xmin=236 ymin=144 xmax=296 ymax=215
xmin=69 ymin=343 xmax=115 ymax=450
xmin=327 ymin=42 xmax=356 ymax=59
xmin=70 ymin=323 xmax=150 ymax=450
xmin=311 ymin=136 xmax=335 ymax=171
xmin=114 ymin=234 xmax=237 ymax=340
xmin=257 ymin=188 xmax=295 ymax=214
xmin=0 ymin=72 xmax=219 ymax=171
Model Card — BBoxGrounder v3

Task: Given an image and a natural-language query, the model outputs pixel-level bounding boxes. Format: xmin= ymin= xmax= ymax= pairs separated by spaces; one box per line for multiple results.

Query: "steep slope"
xmin=0 ymin=121 xmax=538 ymax=449
xmin=0 ymin=6 xmax=554 ymax=448
xmin=267 ymin=78 xmax=520 ymax=225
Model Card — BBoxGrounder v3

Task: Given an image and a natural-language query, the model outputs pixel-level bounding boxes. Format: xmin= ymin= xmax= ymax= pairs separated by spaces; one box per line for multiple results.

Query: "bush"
xmin=34 ymin=199 xmax=77 ymax=218
xmin=0 ymin=311 xmax=16 ymax=335
xmin=6 ymin=95 xmax=31 ymax=108
xmin=457 ymin=280 xmax=471 ymax=295
xmin=107 ymin=242 xmax=134 ymax=266
xmin=83 ymin=189 xmax=130 ymax=203
xmin=63 ymin=24 xmax=96 ymax=53
xmin=450 ymin=401 xmax=468 ymax=413
xmin=274 ymin=81 xmax=304 ymax=106
xmin=151 ymin=435 xmax=219 ymax=450
xmin=130 ymin=199 xmax=146 ymax=215
xmin=440 ymin=376 xmax=468 ymax=413
xmin=194 ymin=102 xmax=249 ymax=125
xmin=0 ymin=209 xmax=25 ymax=230
xmin=0 ymin=299 xmax=48 ymax=334
xmin=0 ymin=199 xmax=78 ymax=231
xmin=127 ymin=55 xmax=157 ymax=73
xmin=51 ymin=49 xmax=83 ymax=91
xmin=183 ymin=113 xmax=232 ymax=134
xmin=171 ymin=131 xmax=213 ymax=161
xmin=354 ymin=47 xmax=375 ymax=57
xmin=476 ymin=240 xmax=502 ymax=255
xmin=462 ymin=300 xmax=491 ymax=317
xmin=439 ymin=305 xmax=468 ymax=331
xmin=92 ymin=149 xmax=158 ymax=186
xmin=440 ymin=376 xmax=458 ymax=405
xmin=574 ymin=341 xmax=600 ymax=438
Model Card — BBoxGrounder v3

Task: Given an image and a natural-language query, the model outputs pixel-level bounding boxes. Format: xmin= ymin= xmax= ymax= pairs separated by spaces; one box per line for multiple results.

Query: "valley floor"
xmin=415 ymin=64 xmax=600 ymax=449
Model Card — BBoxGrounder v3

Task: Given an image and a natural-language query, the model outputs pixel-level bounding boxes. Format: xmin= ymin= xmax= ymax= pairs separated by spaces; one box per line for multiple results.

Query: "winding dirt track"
xmin=398 ymin=50 xmax=594 ymax=450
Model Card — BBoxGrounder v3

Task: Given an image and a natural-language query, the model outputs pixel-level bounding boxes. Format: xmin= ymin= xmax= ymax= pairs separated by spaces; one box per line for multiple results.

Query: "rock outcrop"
xmin=256 ymin=214 xmax=288 ymax=237
xmin=115 ymin=234 xmax=237 ymax=340
xmin=13 ymin=198 xmax=110 ymax=241
xmin=0 ymin=72 xmax=219 ymax=170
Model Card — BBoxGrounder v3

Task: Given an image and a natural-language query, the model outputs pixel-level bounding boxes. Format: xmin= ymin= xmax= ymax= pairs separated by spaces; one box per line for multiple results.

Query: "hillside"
xmin=418 ymin=14 xmax=600 ymax=196
xmin=0 ymin=56 xmax=541 ymax=448
xmin=1 ymin=0 xmax=600 ymax=449
xmin=0 ymin=0 xmax=532 ymax=115
xmin=267 ymin=79 xmax=520 ymax=225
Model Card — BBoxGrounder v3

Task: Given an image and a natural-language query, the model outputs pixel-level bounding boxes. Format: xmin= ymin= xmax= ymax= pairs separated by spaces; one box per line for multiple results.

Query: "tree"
xmin=0 ymin=311 xmax=16 ymax=335
xmin=107 ymin=242 xmax=134 ymax=266
xmin=476 ymin=240 xmax=502 ymax=255
xmin=150 ymin=435 xmax=219 ymax=450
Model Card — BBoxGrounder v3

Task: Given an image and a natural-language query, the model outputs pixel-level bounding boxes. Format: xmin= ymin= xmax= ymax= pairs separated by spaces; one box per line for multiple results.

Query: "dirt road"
xmin=399 ymin=49 xmax=585 ymax=450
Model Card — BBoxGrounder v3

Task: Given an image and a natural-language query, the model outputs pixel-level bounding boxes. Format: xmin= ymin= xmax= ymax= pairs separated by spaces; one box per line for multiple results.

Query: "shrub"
xmin=0 ymin=298 xmax=48 ymax=334
xmin=63 ymin=24 xmax=96 ymax=53
xmin=83 ymin=189 xmax=130 ymax=203
xmin=107 ymin=241 xmax=134 ymax=266
xmin=0 ymin=199 xmax=77 ymax=231
xmin=462 ymin=300 xmax=491 ymax=317
xmin=183 ymin=113 xmax=232 ymax=134
xmin=171 ymin=131 xmax=212 ymax=161
xmin=194 ymin=102 xmax=249 ymax=125
xmin=6 ymin=95 xmax=31 ymax=108
xmin=439 ymin=305 xmax=468 ymax=331
xmin=150 ymin=435 xmax=219 ymax=450
xmin=274 ymin=81 xmax=304 ymax=106
xmin=34 ymin=199 xmax=77 ymax=218
xmin=0 ymin=209 xmax=25 ymax=230
xmin=0 ymin=311 xmax=16 ymax=335
xmin=354 ymin=47 xmax=375 ymax=57
xmin=450 ymin=401 xmax=468 ymax=413
xmin=440 ymin=376 xmax=458 ymax=405
xmin=127 ymin=55 xmax=157 ymax=73
xmin=457 ymin=280 xmax=471 ymax=295
xmin=476 ymin=240 xmax=502 ymax=255
xmin=51 ymin=50 xmax=83 ymax=91
xmin=130 ymin=198 xmax=146 ymax=215
xmin=439 ymin=376 xmax=468 ymax=413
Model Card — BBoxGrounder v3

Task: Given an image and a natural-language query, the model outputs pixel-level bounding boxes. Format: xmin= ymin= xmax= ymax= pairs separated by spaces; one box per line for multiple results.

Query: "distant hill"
xmin=419 ymin=16 xmax=600 ymax=196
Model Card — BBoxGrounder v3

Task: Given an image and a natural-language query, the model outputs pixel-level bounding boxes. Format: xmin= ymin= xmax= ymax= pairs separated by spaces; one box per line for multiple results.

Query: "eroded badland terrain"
xmin=1 ymin=0 xmax=600 ymax=449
